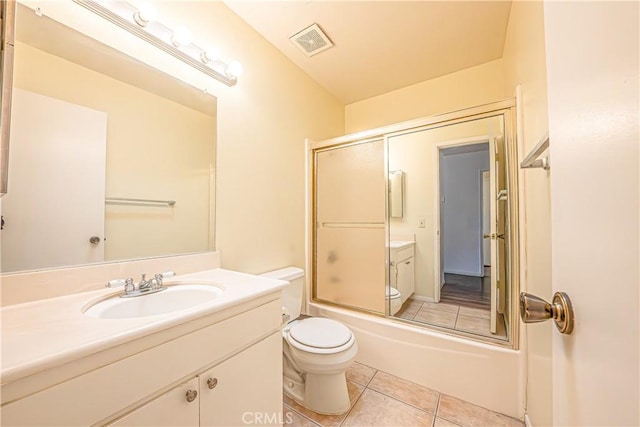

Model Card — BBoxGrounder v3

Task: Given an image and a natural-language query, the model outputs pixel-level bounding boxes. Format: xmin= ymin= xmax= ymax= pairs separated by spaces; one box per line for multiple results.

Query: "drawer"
xmin=395 ymin=246 xmax=414 ymax=262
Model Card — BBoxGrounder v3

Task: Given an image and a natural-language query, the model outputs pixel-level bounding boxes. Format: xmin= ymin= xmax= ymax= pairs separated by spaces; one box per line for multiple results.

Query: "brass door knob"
xmin=519 ymin=291 xmax=574 ymax=334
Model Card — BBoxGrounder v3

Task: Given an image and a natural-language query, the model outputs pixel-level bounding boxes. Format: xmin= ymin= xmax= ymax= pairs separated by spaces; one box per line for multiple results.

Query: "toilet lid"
xmin=386 ymin=286 xmax=400 ymax=299
xmin=288 ymin=318 xmax=353 ymax=349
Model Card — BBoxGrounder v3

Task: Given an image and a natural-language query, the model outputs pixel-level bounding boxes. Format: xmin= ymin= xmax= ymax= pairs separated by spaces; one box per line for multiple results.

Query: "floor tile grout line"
xmin=283 ymin=402 xmax=321 ymax=427
xmin=364 ymin=386 xmax=440 ymax=417
xmin=338 ymin=382 xmax=368 ymax=427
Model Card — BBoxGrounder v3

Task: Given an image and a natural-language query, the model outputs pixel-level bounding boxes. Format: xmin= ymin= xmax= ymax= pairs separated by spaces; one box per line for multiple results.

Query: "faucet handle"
xmin=124 ymin=278 xmax=135 ymax=293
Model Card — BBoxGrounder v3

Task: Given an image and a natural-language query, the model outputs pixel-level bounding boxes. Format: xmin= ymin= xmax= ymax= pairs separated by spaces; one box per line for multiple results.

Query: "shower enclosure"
xmin=309 ymin=99 xmax=520 ymax=347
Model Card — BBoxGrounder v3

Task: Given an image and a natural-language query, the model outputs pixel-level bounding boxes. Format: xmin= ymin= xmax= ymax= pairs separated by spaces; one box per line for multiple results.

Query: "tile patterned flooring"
xmin=395 ymin=299 xmax=507 ymax=340
xmin=283 ymin=362 xmax=523 ymax=427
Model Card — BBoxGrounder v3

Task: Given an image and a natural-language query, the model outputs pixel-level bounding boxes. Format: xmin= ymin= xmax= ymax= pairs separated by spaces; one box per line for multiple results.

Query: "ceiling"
xmin=224 ymin=1 xmax=513 ymax=104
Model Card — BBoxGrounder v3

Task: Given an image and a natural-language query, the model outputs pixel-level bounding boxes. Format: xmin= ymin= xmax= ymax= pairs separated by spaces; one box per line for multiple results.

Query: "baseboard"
xmin=444 ymin=269 xmax=484 ymax=277
xmin=524 ymin=413 xmax=532 ymax=427
xmin=410 ymin=295 xmax=434 ymax=303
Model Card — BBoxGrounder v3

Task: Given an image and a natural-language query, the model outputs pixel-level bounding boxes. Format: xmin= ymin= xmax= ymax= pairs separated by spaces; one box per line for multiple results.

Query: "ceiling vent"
xmin=289 ymin=23 xmax=333 ymax=57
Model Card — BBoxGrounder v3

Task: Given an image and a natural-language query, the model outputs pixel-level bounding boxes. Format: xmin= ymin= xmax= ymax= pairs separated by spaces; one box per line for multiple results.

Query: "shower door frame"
xmin=306 ymin=97 xmax=521 ymax=349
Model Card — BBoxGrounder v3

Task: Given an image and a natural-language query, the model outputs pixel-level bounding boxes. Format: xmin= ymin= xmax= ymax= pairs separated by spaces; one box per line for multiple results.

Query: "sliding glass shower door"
xmin=313 ymin=140 xmax=386 ymax=314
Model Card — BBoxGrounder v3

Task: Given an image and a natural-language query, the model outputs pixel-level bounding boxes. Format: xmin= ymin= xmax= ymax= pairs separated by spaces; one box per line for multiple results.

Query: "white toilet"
xmin=260 ymin=267 xmax=358 ymax=415
xmin=386 ymin=286 xmax=402 ymax=315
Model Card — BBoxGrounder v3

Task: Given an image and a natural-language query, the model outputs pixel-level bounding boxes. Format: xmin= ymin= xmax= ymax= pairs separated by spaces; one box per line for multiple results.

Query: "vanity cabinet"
xmin=390 ymin=243 xmax=415 ymax=304
xmin=199 ymin=332 xmax=281 ymax=426
xmin=110 ymin=378 xmax=200 ymax=427
xmin=1 ymin=296 xmax=283 ymax=426
xmin=109 ymin=332 xmax=282 ymax=427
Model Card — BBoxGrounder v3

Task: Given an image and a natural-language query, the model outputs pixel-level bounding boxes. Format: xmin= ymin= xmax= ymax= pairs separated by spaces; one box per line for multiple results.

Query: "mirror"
xmin=311 ymin=101 xmax=519 ymax=346
xmin=387 ymin=115 xmax=513 ymax=342
xmin=0 ymin=4 xmax=216 ymax=273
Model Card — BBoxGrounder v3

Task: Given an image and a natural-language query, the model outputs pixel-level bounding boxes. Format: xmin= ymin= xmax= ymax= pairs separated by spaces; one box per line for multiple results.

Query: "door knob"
xmin=519 ymin=291 xmax=574 ymax=334
xmin=483 ymin=233 xmax=505 ymax=239
xmin=89 ymin=236 xmax=101 ymax=244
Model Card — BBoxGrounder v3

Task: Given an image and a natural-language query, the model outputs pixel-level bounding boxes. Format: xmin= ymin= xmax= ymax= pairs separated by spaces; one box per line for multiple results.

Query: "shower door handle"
xmin=519 ymin=292 xmax=575 ymax=334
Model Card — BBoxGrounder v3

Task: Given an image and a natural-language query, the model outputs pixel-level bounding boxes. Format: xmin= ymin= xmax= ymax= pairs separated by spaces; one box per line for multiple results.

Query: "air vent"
xmin=289 ymin=23 xmax=333 ymax=57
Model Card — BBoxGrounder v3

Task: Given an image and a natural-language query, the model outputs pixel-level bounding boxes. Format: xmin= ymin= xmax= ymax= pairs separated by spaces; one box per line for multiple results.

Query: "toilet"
xmin=260 ymin=267 xmax=358 ymax=415
xmin=387 ymin=286 xmax=402 ymax=315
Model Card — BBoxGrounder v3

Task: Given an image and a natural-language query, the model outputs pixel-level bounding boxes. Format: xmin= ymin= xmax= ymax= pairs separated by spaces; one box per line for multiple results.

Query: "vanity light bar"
xmin=72 ymin=0 xmax=239 ymax=87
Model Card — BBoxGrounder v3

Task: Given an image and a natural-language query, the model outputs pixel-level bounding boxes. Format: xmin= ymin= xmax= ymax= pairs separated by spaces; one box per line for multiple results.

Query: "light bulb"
xmin=200 ymin=47 xmax=220 ymax=64
xmin=171 ymin=26 xmax=192 ymax=47
xmin=226 ymin=61 xmax=243 ymax=78
xmin=133 ymin=2 xmax=157 ymax=27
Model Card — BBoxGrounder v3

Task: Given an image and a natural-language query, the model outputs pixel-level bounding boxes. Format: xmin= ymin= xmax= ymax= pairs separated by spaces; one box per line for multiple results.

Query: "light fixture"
xmin=226 ymin=61 xmax=244 ymax=78
xmin=200 ymin=47 xmax=219 ymax=64
xmin=73 ymin=0 xmax=242 ymax=87
xmin=132 ymin=2 xmax=156 ymax=27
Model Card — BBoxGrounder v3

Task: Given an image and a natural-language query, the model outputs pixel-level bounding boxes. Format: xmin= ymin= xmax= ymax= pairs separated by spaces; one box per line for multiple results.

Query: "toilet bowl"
xmin=386 ymin=286 xmax=402 ymax=315
xmin=260 ymin=267 xmax=358 ymax=415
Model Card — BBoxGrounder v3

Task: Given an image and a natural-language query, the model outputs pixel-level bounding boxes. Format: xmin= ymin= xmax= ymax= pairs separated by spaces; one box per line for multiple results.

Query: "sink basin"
xmin=84 ymin=283 xmax=224 ymax=319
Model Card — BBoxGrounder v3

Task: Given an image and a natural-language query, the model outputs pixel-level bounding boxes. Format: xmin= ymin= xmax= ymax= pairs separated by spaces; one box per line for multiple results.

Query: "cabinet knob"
xmin=207 ymin=377 xmax=218 ymax=389
xmin=185 ymin=389 xmax=198 ymax=402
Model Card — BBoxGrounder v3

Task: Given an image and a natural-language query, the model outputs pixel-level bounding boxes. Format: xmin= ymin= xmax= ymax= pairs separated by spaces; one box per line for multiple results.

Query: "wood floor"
xmin=439 ymin=272 xmax=491 ymax=310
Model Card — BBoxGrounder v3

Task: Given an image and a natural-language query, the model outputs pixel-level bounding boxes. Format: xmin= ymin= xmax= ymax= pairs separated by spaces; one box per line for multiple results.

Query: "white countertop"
xmin=389 ymin=240 xmax=415 ymax=249
xmin=1 ymin=269 xmax=287 ymax=385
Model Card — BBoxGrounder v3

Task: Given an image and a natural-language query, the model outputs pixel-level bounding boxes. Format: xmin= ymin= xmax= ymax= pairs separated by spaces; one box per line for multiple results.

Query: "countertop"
xmin=1 ymin=268 xmax=287 ymax=386
xmin=389 ymin=240 xmax=415 ymax=249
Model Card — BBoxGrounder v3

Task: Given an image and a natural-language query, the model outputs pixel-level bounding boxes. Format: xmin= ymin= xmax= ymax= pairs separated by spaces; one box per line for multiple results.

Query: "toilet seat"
xmin=386 ymin=286 xmax=401 ymax=300
xmin=285 ymin=318 xmax=355 ymax=355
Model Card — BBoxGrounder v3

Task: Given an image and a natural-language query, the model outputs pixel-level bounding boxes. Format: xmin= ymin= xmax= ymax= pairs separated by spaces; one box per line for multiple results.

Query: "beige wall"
xmin=501 ymin=1 xmax=552 ymax=425
xmin=169 ymin=2 xmax=346 ymax=273
xmin=13 ymin=41 xmax=214 ymax=262
xmin=344 ymin=59 xmax=505 ymax=133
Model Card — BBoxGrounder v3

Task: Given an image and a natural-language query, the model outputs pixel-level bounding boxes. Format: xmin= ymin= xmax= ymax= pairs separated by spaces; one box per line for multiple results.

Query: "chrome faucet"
xmin=106 ymin=271 xmax=175 ymax=298
xmin=137 ymin=273 xmax=152 ymax=291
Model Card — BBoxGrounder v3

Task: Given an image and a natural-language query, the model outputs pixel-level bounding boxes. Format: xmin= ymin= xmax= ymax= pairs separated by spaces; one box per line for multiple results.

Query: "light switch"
xmin=418 ymin=217 xmax=425 ymax=228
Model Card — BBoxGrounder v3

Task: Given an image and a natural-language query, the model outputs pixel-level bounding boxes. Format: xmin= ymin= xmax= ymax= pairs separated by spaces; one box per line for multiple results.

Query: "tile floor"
xmin=283 ymin=362 xmax=523 ymax=427
xmin=395 ymin=299 xmax=507 ymax=340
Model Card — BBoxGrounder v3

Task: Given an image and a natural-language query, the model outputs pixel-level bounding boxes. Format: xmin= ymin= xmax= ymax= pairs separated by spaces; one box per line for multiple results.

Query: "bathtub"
xmin=308 ymin=302 xmax=525 ymax=419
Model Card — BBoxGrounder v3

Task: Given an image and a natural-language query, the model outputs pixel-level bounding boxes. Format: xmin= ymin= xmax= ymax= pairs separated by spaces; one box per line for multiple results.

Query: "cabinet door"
xmin=109 ymin=378 xmax=199 ymax=427
xmin=200 ymin=332 xmax=282 ymax=426
xmin=397 ymin=257 xmax=415 ymax=303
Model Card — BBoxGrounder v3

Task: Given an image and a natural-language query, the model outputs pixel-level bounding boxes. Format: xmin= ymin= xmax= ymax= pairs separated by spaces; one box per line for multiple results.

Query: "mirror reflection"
xmin=388 ymin=115 xmax=511 ymax=341
xmin=312 ymin=107 xmax=517 ymax=344
xmin=1 ymin=4 xmax=216 ymax=273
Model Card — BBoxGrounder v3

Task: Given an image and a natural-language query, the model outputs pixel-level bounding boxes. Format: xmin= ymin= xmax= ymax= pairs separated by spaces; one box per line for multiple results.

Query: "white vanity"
xmin=389 ymin=241 xmax=415 ymax=304
xmin=0 ymin=269 xmax=287 ymax=426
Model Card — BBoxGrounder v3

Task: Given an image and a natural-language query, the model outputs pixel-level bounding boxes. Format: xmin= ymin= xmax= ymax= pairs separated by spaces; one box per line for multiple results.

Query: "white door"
xmin=1 ymin=89 xmax=107 ymax=272
xmin=487 ymin=137 xmax=499 ymax=333
xmin=109 ymin=378 xmax=199 ymax=427
xmin=534 ymin=2 xmax=639 ymax=426
xmin=481 ymin=170 xmax=491 ymax=267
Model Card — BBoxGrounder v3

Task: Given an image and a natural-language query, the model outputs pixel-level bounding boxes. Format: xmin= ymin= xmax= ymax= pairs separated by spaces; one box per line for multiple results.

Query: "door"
xmin=314 ymin=140 xmax=386 ymax=313
xmin=1 ymin=88 xmax=107 ymax=271
xmin=481 ymin=170 xmax=491 ymax=268
xmin=199 ymin=332 xmax=282 ymax=426
xmin=109 ymin=378 xmax=199 ymax=426
xmin=528 ymin=2 xmax=638 ymax=426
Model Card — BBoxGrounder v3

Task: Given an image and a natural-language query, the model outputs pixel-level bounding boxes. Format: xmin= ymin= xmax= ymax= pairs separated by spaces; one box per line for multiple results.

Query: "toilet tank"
xmin=259 ymin=267 xmax=304 ymax=320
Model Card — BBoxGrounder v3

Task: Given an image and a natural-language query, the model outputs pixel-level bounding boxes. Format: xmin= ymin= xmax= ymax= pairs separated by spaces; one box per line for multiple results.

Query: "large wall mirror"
xmin=1 ymin=3 xmax=216 ymax=273
xmin=311 ymin=100 xmax=519 ymax=346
